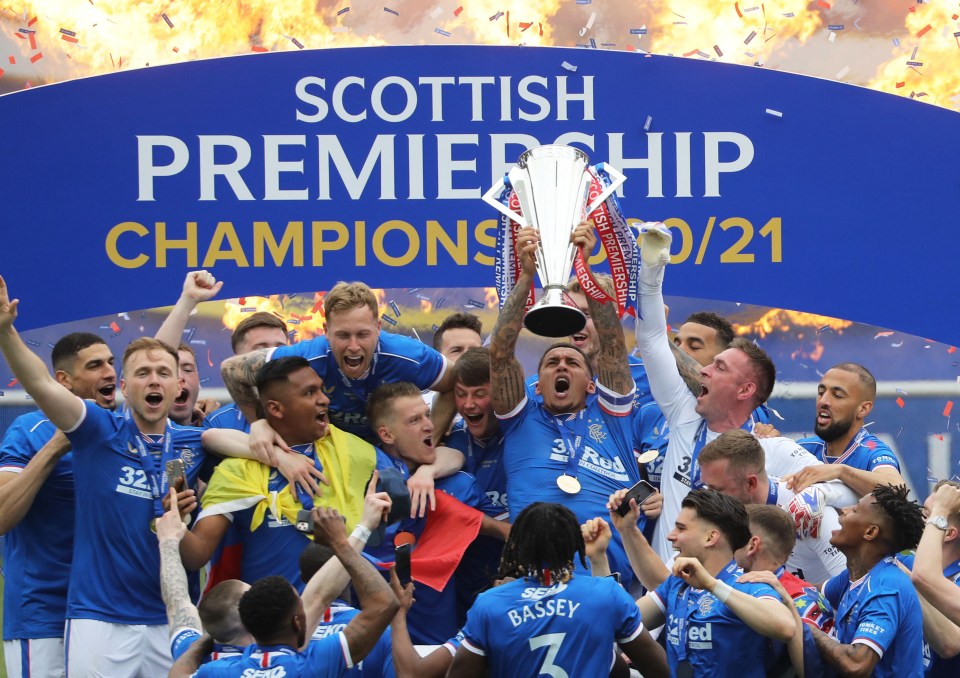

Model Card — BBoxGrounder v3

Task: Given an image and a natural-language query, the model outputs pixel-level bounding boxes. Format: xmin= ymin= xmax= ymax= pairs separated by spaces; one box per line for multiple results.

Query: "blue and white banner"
xmin=1 ymin=45 xmax=958 ymax=342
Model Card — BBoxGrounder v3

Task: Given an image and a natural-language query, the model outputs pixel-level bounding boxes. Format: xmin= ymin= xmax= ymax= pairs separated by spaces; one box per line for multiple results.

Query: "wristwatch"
xmin=926 ymin=515 xmax=949 ymax=531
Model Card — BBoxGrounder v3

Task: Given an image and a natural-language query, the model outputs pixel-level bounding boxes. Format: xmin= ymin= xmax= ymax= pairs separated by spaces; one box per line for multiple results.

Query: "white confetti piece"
xmin=836 ymin=66 xmax=850 ymax=79
xmin=561 ymin=60 xmax=577 ymax=72
xmin=765 ymin=108 xmax=782 ymax=117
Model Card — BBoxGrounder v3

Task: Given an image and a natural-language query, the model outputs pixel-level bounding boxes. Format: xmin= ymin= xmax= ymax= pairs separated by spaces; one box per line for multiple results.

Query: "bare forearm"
xmin=619 ymin=526 xmax=670 ymax=590
xmin=668 ymin=341 xmax=703 ymax=396
xmin=0 ymin=437 xmax=70 ymax=534
xmin=585 ymin=294 xmax=631 ymax=394
xmin=154 ymin=293 xmax=197 ymax=349
xmin=220 ymin=350 xmax=269 ymax=421
xmin=723 ymin=593 xmax=795 ymax=642
xmin=588 ymin=550 xmax=612 ymax=577
xmin=490 ymin=271 xmax=532 ymax=414
xmin=917 ymin=591 xmax=960 ymax=658
xmin=169 ymin=634 xmax=214 ymax=677
xmin=837 ymin=465 xmax=903 ymax=497
xmin=424 ymin=446 xmax=465 ymax=480
xmin=160 ymin=539 xmax=201 ymax=632
xmin=810 ymin=625 xmax=876 ymax=676
xmin=912 ymin=526 xmax=960 ymax=625
xmin=478 ymin=514 xmax=510 ymax=541
xmin=303 ymin=535 xmax=368 ymax=633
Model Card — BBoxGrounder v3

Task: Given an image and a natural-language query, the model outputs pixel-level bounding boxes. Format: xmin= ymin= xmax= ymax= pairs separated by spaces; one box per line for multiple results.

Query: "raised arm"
xmin=489 ymin=227 xmax=538 ymax=415
xmin=156 ymin=488 xmax=202 ymax=636
xmin=912 ymin=484 xmax=960 ymax=626
xmin=220 ymin=348 xmax=271 ymax=422
xmin=0 ymin=430 xmax=71 ymax=534
xmin=0 ymin=276 xmax=83 ymax=430
xmin=154 ymin=270 xmax=223 ymax=349
xmin=607 ymin=489 xmax=670 ymax=590
xmin=311 ymin=507 xmax=399 ymax=665
xmin=572 ymin=222 xmax=631 ymax=395
xmin=168 ymin=633 xmax=214 ymax=678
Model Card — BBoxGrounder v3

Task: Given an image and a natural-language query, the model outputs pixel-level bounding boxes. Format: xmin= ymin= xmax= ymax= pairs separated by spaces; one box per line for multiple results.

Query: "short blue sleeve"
xmin=851 ymin=590 xmax=901 ymax=656
xmin=306 ymin=633 xmax=349 ymax=676
xmin=0 ymin=415 xmax=46 ymax=468
xmin=609 ymin=580 xmax=644 ymax=641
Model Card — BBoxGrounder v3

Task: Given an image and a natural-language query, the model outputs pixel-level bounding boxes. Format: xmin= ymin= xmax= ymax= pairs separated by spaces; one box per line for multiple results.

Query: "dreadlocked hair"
xmin=872 ymin=484 xmax=925 ymax=553
xmin=497 ymin=502 xmax=586 ymax=585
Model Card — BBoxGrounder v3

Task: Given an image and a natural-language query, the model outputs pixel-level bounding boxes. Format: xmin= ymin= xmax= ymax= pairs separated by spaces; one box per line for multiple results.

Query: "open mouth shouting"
xmin=97 ymin=383 xmax=117 ymax=406
xmin=174 ymin=388 xmax=190 ymax=406
xmin=144 ymin=392 xmax=165 ymax=410
xmin=570 ymin=331 xmax=589 ymax=348
xmin=554 ymin=376 xmax=571 ymax=395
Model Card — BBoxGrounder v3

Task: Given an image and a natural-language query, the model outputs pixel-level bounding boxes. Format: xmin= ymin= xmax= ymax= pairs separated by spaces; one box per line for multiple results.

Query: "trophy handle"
xmin=585 ymin=164 xmax=626 ymax=214
xmin=481 ymin=177 xmax=527 ymax=226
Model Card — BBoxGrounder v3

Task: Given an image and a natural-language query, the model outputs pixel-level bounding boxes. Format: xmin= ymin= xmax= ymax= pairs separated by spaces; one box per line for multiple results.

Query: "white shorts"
xmin=4 ymin=637 xmax=66 ymax=678
xmin=65 ymin=619 xmax=170 ymax=678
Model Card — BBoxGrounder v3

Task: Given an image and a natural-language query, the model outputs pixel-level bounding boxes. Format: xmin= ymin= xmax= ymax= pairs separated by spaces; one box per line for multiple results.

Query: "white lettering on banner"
xmin=136 ymin=131 xmax=755 ymax=202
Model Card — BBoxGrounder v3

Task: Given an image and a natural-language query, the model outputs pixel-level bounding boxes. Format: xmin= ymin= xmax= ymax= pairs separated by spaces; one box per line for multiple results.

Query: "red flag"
xmin=409 ymin=490 xmax=484 ymax=591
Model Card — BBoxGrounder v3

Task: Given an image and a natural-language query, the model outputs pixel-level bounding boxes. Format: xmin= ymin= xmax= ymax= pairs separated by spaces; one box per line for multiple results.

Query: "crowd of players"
xmin=1 ymin=221 xmax=960 ymax=677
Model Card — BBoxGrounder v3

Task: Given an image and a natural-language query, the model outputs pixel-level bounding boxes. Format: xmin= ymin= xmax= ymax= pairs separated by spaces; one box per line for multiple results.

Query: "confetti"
xmin=7 ymin=378 xmax=17 ymax=387
xmin=436 ymin=297 xmax=446 ymax=309
xmin=432 ymin=324 xmax=440 ymax=332
xmin=896 ymin=388 xmax=909 ymax=396
xmin=407 ymin=288 xmax=422 ymax=294
xmin=817 ymin=0 xmax=831 ymax=8
xmin=466 ymin=299 xmax=485 ymax=309
xmin=287 ymin=318 xmax=301 ymax=325
xmin=207 ymin=349 xmax=214 ymax=367
xmin=643 ymin=115 xmax=652 ymax=131
xmin=189 ymin=339 xmax=207 ymax=346
xmin=874 ymin=331 xmax=894 ymax=339
xmin=683 ymin=49 xmax=699 ymax=57
xmin=917 ymin=24 xmax=932 ymax=38
xmin=828 ymin=31 xmax=836 ymax=43
xmin=291 ymin=37 xmax=304 ymax=49
xmin=161 ymin=13 xmax=173 ymax=28
xmin=389 ymin=300 xmax=402 ymax=317
xmin=241 ymin=307 xmax=256 ymax=312
xmin=782 ymin=12 xmax=795 ymax=18
xmin=381 ymin=314 xmax=398 ymax=326
xmin=906 ymin=61 xmax=923 ymax=67
xmin=29 ymin=51 xmax=42 ymax=63
xmin=489 ymin=11 xmax=504 ymax=21
xmin=744 ymin=30 xmax=757 ymax=44
xmin=384 ymin=7 xmax=399 ymax=16
xmin=816 ymin=325 xmax=831 ymax=334
xmin=765 ymin=108 xmax=783 ymax=117
xmin=579 ymin=12 xmax=597 ymax=37
xmin=854 ymin=17 xmax=861 ymax=31
xmin=590 ymin=38 xmax=598 ymax=48
xmin=945 ymin=401 xmax=954 ymax=418
xmin=896 ymin=81 xmax=905 ymax=88
xmin=25 ymin=339 xmax=40 ymax=347
xmin=561 ymin=60 xmax=577 ymax=72
xmin=630 ymin=27 xmax=648 ymax=35
xmin=828 ymin=24 xmax=844 ymax=31
xmin=890 ymin=340 xmax=904 ymax=347
xmin=454 ymin=6 xmax=464 ymax=16
xmin=435 ymin=28 xmax=451 ymax=37
xmin=896 ymin=397 xmax=905 ymax=408
xmin=411 ymin=327 xmax=421 ymax=342
xmin=911 ymin=46 xmax=918 ymax=60
xmin=337 ymin=7 xmax=350 ymax=15
xmin=713 ymin=44 xmax=723 ymax=57
xmin=893 ymin=38 xmax=900 ymax=47
xmin=251 ymin=46 xmax=269 ymax=53
xmin=949 ymin=347 xmax=957 ymax=354
xmin=0 ymin=67 xmax=4 ymax=79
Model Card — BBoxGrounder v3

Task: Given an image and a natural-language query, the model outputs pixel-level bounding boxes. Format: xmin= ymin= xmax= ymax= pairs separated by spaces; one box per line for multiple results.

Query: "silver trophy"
xmin=483 ymin=145 xmax=625 ymax=337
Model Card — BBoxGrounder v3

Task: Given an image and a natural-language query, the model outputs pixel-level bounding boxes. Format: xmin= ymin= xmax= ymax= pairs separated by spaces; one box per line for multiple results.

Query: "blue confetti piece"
xmin=601 ymin=42 xmax=616 ymax=46
xmin=47 ymin=342 xmax=56 ymax=349
xmin=466 ymin=299 xmax=484 ymax=309
xmin=828 ymin=24 xmax=844 ymax=31
xmin=337 ymin=7 xmax=350 ymax=15
xmin=99 ymin=324 xmax=110 ymax=330
xmin=436 ymin=297 xmax=446 ymax=309
xmin=576 ymin=0 xmax=592 ymax=4
xmin=432 ymin=324 xmax=440 ymax=332
xmin=384 ymin=7 xmax=399 ymax=15
xmin=189 ymin=339 xmax=207 ymax=346
xmin=906 ymin=61 xmax=923 ymax=67
xmin=25 ymin=339 xmax=40 ymax=347
xmin=589 ymin=38 xmax=597 ymax=48
xmin=287 ymin=318 xmax=301 ymax=325
xmin=407 ymin=288 xmax=422 ymax=294
xmin=630 ymin=28 xmax=647 ymax=35
xmin=241 ymin=307 xmax=256 ymax=313
xmin=817 ymin=325 xmax=831 ymax=334
xmin=291 ymin=37 xmax=304 ymax=49
xmin=200 ymin=377 xmax=210 ymax=385
xmin=893 ymin=38 xmax=900 ymax=47
xmin=389 ymin=301 xmax=402 ymax=317
xmin=0 ymin=391 xmax=4 ymax=397
xmin=17 ymin=28 xmax=35 ymax=34
xmin=435 ymin=28 xmax=451 ymax=37
xmin=186 ymin=326 xmax=197 ymax=342
xmin=381 ymin=314 xmax=398 ymax=326
xmin=489 ymin=11 xmax=504 ymax=21
xmin=60 ymin=28 xmax=76 ymax=37
xmin=161 ymin=13 xmax=173 ymax=28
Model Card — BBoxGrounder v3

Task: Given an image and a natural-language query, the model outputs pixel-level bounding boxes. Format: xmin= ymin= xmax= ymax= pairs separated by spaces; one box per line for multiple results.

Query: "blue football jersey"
xmin=312 ymin=602 xmax=394 ymax=677
xmin=270 ymin=331 xmax=447 ymax=441
xmin=193 ymin=641 xmax=349 ymax=677
xmin=170 ymin=626 xmax=245 ymax=663
xmin=823 ymin=556 xmax=923 ymax=678
xmin=798 ymin=428 xmax=900 ymax=473
xmin=205 ymin=403 xmax=251 ymax=433
xmin=652 ymin=560 xmax=782 ymax=678
xmin=64 ymin=401 xmax=206 ymax=624
xmin=0 ymin=411 xmax=75 ymax=639
xmin=498 ymin=390 xmax=642 ymax=587
xmin=461 ymin=575 xmax=642 ymax=677
xmin=444 ymin=423 xmax=508 ymax=514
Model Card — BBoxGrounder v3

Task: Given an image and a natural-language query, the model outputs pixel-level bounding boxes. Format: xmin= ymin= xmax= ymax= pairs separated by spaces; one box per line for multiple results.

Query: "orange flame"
xmin=483 ymin=287 xmax=500 ymax=308
xmin=736 ymin=308 xmax=851 ymax=339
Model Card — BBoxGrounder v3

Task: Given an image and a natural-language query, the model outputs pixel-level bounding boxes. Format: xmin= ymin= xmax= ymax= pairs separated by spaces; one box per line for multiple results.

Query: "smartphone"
xmin=395 ymin=543 xmax=411 ymax=587
xmin=295 ymin=509 xmax=314 ymax=534
xmin=165 ymin=459 xmax=186 ymax=491
xmin=616 ymin=479 xmax=657 ymax=517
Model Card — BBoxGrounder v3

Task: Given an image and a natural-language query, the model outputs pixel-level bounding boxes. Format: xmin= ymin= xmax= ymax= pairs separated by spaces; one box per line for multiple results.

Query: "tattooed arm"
xmin=668 ymin=341 xmax=704 ymax=396
xmin=809 ymin=624 xmax=880 ymax=677
xmin=156 ymin=489 xmax=202 ymax=637
xmin=220 ymin=348 xmax=270 ymax=422
xmin=489 ymin=227 xmax=538 ymax=415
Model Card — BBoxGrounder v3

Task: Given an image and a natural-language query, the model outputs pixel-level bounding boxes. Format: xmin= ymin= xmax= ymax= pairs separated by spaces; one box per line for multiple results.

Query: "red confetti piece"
xmin=61 ymin=34 xmax=78 ymax=43
xmin=953 ymin=14 xmax=959 ymax=20
xmin=683 ymin=48 xmax=699 ymax=57
xmin=28 ymin=32 xmax=36 ymax=50
xmin=936 ymin=434 xmax=944 ymax=441
xmin=172 ymin=46 xmax=179 ymax=52
xmin=519 ymin=21 xmax=533 ymax=31
xmin=896 ymin=397 xmax=905 ymax=408
xmin=27 ymin=16 xmax=37 ymax=26
xmin=6 ymin=378 xmax=17 ymax=387
xmin=817 ymin=0 xmax=830 ymax=8
xmin=917 ymin=24 xmax=932 ymax=38
xmin=895 ymin=81 xmax=905 ymax=88
xmin=251 ymin=45 xmax=269 ymax=52
xmin=874 ymin=331 xmax=894 ymax=339
xmin=238 ymin=297 xmax=247 ymax=305
xmin=14 ymin=33 xmax=25 ymax=40
xmin=626 ymin=44 xmax=636 ymax=52
xmin=945 ymin=401 xmax=954 ymax=417
xmin=454 ymin=6 xmax=463 ymax=16
xmin=207 ymin=349 xmax=214 ymax=368
xmin=735 ymin=2 xmax=743 ymax=18
xmin=948 ymin=346 xmax=957 ymax=354
xmin=109 ymin=321 xmax=121 ymax=333
xmin=7 ymin=56 xmax=14 ymax=64
xmin=909 ymin=6 xmax=916 ymax=12
xmin=29 ymin=52 xmax=42 ymax=63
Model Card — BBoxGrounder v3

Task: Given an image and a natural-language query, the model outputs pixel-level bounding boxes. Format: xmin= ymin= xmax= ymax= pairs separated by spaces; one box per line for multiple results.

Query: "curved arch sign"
xmin=1 ymin=45 xmax=958 ymax=341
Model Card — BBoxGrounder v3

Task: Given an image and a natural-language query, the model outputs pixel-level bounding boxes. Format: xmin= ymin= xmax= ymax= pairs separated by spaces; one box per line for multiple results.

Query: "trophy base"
xmin=523 ymin=289 xmax=587 ymax=338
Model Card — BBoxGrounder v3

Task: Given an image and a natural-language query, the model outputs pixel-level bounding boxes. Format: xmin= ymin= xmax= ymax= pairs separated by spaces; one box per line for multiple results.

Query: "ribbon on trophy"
xmin=572 ymin=164 xmax=642 ymax=319
xmin=493 ymin=180 xmax=536 ymax=312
